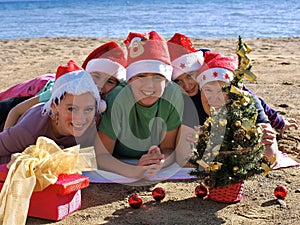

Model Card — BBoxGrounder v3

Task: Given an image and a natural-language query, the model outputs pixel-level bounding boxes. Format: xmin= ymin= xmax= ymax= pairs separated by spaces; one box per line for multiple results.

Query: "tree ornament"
xmin=128 ymin=193 xmax=143 ymax=209
xmin=234 ymin=120 xmax=242 ymax=127
xmin=195 ymin=184 xmax=209 ymax=198
xmin=152 ymin=187 xmax=166 ymax=202
xmin=274 ymin=185 xmax=288 ymax=200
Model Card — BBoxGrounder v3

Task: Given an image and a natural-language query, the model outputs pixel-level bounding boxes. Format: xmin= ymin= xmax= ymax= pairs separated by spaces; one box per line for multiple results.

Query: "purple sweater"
xmin=0 ymin=104 xmax=97 ymax=163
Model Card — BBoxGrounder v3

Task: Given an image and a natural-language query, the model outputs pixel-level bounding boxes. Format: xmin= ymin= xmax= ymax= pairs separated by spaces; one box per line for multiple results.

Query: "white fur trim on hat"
xmin=197 ymin=68 xmax=234 ymax=89
xmin=86 ymin=58 xmax=126 ymax=81
xmin=126 ymin=60 xmax=173 ymax=81
xmin=171 ymin=51 xmax=204 ymax=80
xmin=42 ymin=70 xmax=103 ymax=116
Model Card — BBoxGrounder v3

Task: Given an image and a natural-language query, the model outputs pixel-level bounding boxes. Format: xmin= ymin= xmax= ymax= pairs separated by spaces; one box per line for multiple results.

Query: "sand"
xmin=0 ymin=36 xmax=299 ymax=225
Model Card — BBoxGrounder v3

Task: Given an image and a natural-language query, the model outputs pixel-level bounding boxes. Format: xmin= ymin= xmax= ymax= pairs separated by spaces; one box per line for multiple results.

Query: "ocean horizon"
xmin=0 ymin=0 xmax=299 ymax=40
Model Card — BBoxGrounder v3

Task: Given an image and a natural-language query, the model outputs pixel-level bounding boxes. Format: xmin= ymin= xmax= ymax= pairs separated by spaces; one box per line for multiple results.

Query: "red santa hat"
xmin=197 ymin=52 xmax=238 ymax=89
xmin=167 ymin=33 xmax=204 ymax=80
xmin=42 ymin=60 xmax=104 ymax=115
xmin=124 ymin=30 xmax=173 ymax=81
xmin=82 ymin=41 xmax=126 ymax=81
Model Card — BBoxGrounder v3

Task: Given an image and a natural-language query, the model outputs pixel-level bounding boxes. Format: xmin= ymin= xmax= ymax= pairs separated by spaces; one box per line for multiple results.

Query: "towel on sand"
xmin=83 ymin=151 xmax=299 ymax=184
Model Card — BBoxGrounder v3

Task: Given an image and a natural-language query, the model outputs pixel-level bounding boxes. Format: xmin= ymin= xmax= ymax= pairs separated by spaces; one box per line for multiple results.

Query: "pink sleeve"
xmin=0 ymin=74 xmax=55 ymax=101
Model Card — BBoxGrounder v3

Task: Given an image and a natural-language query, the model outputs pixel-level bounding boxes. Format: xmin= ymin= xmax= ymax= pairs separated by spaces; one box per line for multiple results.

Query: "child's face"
xmin=90 ymin=71 xmax=119 ymax=98
xmin=200 ymin=81 xmax=229 ymax=115
xmin=173 ymin=71 xmax=199 ymax=96
xmin=52 ymin=93 xmax=96 ymax=137
xmin=128 ymin=73 xmax=167 ymax=107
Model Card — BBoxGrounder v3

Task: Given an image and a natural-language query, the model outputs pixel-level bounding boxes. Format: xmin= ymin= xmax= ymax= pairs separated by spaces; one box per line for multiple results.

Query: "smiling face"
xmin=173 ymin=71 xmax=199 ymax=96
xmin=127 ymin=73 xmax=167 ymax=107
xmin=200 ymin=81 xmax=229 ymax=115
xmin=90 ymin=71 xmax=119 ymax=98
xmin=52 ymin=93 xmax=96 ymax=137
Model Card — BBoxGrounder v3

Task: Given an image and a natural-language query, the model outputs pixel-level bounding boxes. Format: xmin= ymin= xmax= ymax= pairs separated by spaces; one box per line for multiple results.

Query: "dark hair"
xmin=54 ymin=92 xmax=66 ymax=105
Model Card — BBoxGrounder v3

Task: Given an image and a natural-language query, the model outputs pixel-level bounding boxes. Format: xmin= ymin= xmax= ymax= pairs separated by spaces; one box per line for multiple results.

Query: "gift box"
xmin=207 ymin=180 xmax=244 ymax=203
xmin=0 ymin=163 xmax=90 ymax=221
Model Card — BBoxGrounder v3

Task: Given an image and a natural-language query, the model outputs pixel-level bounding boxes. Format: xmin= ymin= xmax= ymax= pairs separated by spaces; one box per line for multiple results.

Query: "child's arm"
xmin=4 ymin=80 xmax=53 ymax=130
xmin=97 ymin=130 xmax=116 ymax=155
xmin=3 ymin=95 xmax=39 ymax=130
xmin=94 ymin=131 xmax=147 ymax=179
xmin=159 ymin=127 xmax=179 ymax=166
xmin=242 ymin=85 xmax=297 ymax=131
xmin=175 ymin=125 xmax=195 ymax=167
xmin=258 ymin=96 xmax=285 ymax=129
xmin=259 ymin=97 xmax=298 ymax=133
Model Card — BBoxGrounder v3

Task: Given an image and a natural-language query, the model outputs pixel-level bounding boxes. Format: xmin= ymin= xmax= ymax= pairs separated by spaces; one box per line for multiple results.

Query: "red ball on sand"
xmin=274 ymin=185 xmax=288 ymax=200
xmin=128 ymin=193 xmax=143 ymax=209
xmin=152 ymin=187 xmax=166 ymax=202
xmin=195 ymin=184 xmax=209 ymax=198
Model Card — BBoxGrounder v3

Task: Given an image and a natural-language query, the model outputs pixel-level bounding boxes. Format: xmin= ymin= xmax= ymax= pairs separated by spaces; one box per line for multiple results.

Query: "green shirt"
xmin=99 ymin=82 xmax=184 ymax=159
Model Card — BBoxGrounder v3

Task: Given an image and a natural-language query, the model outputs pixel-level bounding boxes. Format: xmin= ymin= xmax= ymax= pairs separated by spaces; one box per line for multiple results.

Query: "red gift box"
xmin=0 ymin=163 xmax=90 ymax=221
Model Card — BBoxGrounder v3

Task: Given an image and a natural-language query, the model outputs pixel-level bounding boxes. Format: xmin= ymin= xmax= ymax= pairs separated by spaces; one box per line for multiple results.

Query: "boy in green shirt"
xmin=96 ymin=31 xmax=184 ymax=178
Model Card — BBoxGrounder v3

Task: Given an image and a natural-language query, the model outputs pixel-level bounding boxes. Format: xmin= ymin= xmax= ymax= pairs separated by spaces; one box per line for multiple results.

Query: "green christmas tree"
xmin=189 ymin=36 xmax=272 ymax=188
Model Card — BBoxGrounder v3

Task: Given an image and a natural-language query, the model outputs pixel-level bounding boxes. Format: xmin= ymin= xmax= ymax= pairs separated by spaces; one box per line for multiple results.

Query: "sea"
xmin=0 ymin=0 xmax=299 ymax=40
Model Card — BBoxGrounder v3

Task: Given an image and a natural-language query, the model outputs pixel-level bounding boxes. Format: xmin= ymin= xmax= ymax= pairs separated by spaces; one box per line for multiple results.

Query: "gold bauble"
xmin=233 ymin=166 xmax=239 ymax=172
xmin=234 ymin=120 xmax=242 ymax=127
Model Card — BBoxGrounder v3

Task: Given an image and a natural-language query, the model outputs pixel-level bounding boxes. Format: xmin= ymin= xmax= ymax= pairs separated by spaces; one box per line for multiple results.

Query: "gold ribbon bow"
xmin=230 ymin=85 xmax=252 ymax=105
xmin=236 ymin=40 xmax=257 ymax=82
xmin=196 ymin=160 xmax=223 ymax=173
xmin=237 ymin=41 xmax=252 ymax=58
xmin=262 ymin=156 xmax=277 ymax=176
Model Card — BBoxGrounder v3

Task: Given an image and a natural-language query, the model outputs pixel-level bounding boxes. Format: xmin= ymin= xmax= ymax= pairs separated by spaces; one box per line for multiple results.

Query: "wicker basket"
xmin=207 ymin=180 xmax=244 ymax=203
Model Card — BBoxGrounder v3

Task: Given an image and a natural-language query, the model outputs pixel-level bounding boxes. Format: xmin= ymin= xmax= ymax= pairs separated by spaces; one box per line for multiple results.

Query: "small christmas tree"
xmin=189 ymin=36 xmax=271 ymax=188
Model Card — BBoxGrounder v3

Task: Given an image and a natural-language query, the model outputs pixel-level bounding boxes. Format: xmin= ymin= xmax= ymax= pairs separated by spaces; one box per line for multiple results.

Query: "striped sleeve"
xmin=243 ymin=85 xmax=285 ymax=129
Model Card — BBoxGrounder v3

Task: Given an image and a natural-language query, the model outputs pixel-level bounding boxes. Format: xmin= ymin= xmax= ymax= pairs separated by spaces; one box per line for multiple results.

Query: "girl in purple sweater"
xmin=0 ymin=60 xmax=104 ymax=164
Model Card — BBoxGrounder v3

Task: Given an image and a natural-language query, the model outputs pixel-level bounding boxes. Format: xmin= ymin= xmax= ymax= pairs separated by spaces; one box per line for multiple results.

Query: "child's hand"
xmin=280 ymin=117 xmax=298 ymax=135
xmin=137 ymin=145 xmax=164 ymax=166
xmin=145 ymin=159 xmax=165 ymax=177
xmin=137 ymin=146 xmax=165 ymax=177
xmin=186 ymin=126 xmax=200 ymax=143
xmin=259 ymin=123 xmax=277 ymax=145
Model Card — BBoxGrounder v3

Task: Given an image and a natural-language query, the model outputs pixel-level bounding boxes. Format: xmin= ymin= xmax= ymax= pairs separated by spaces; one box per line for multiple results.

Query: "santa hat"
xmin=197 ymin=52 xmax=238 ymax=89
xmin=167 ymin=33 xmax=204 ymax=80
xmin=42 ymin=60 xmax=105 ymax=115
xmin=82 ymin=41 xmax=126 ymax=81
xmin=124 ymin=30 xmax=173 ymax=81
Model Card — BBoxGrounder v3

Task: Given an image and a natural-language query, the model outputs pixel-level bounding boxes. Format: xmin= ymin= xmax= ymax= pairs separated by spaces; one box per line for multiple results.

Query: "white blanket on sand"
xmin=83 ymin=151 xmax=299 ymax=184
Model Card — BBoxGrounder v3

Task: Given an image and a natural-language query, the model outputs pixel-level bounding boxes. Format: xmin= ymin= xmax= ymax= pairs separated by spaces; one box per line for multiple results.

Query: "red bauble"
xmin=195 ymin=184 xmax=209 ymax=198
xmin=128 ymin=193 xmax=143 ymax=209
xmin=274 ymin=185 xmax=288 ymax=200
xmin=152 ymin=187 xmax=166 ymax=201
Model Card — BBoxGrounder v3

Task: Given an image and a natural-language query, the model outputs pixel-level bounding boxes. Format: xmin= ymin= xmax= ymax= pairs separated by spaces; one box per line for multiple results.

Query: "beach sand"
xmin=0 ymin=37 xmax=299 ymax=225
